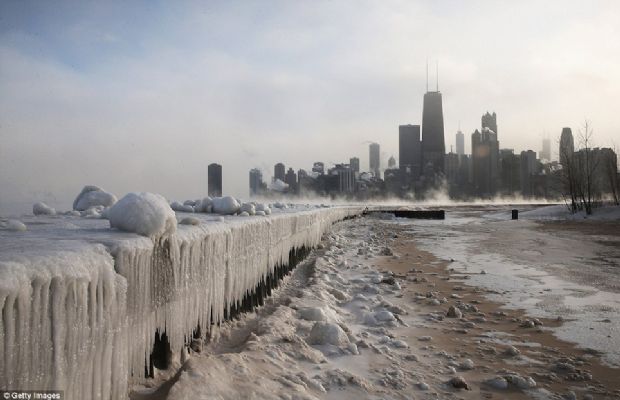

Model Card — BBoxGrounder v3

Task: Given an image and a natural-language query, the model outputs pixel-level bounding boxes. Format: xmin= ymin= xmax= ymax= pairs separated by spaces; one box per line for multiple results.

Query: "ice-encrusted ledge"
xmin=0 ymin=206 xmax=362 ymax=399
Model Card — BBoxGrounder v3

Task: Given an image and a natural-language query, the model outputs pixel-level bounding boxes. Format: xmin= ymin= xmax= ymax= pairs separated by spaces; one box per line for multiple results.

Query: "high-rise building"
xmin=208 ymin=163 xmax=222 ymax=197
xmin=274 ymin=163 xmax=285 ymax=182
xmin=471 ymin=128 xmax=500 ymax=196
xmin=249 ymin=168 xmax=263 ymax=196
xmin=388 ymin=156 xmax=396 ymax=169
xmin=369 ymin=143 xmax=380 ymax=178
xmin=540 ymin=137 xmax=551 ymax=162
xmin=349 ymin=157 xmax=360 ymax=173
xmin=481 ymin=112 xmax=497 ymax=134
xmin=421 ymin=91 xmax=445 ymax=174
xmin=455 ymin=130 xmax=465 ymax=156
xmin=399 ymin=124 xmax=422 ymax=177
xmin=312 ymin=162 xmax=325 ymax=175
xmin=332 ymin=164 xmax=356 ymax=193
xmin=559 ymin=128 xmax=574 ymax=167
xmin=285 ymin=168 xmax=297 ymax=193
xmin=520 ymin=150 xmax=538 ymax=196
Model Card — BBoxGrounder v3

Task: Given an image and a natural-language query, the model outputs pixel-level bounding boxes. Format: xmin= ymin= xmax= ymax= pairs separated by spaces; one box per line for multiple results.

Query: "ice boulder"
xmin=255 ymin=203 xmax=271 ymax=215
xmin=211 ymin=196 xmax=240 ymax=215
xmin=307 ymin=322 xmax=350 ymax=346
xmin=179 ymin=216 xmax=201 ymax=225
xmin=240 ymin=202 xmax=256 ymax=216
xmin=170 ymin=201 xmax=194 ymax=213
xmin=4 ymin=219 xmax=27 ymax=231
xmin=108 ymin=192 xmax=177 ymax=237
xmin=73 ymin=185 xmax=117 ymax=211
xmin=298 ymin=307 xmax=328 ymax=322
xmin=33 ymin=202 xmax=56 ymax=216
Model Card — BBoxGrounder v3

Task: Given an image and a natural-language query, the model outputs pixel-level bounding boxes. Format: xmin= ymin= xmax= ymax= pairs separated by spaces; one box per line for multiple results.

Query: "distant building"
xmin=285 ymin=168 xmax=297 ymax=193
xmin=249 ymin=168 xmax=264 ymax=196
xmin=399 ymin=124 xmax=422 ymax=178
xmin=444 ymin=152 xmax=459 ymax=184
xmin=349 ymin=157 xmax=360 ymax=173
xmin=456 ymin=130 xmax=465 ymax=156
xmin=559 ymin=128 xmax=574 ymax=167
xmin=499 ymin=149 xmax=520 ymax=194
xmin=274 ymin=163 xmax=285 ymax=182
xmin=369 ymin=143 xmax=381 ymax=178
xmin=388 ymin=156 xmax=396 ymax=169
xmin=334 ymin=164 xmax=356 ymax=193
xmin=481 ymin=111 xmax=498 ymax=135
xmin=208 ymin=163 xmax=222 ymax=197
xmin=471 ymin=127 xmax=500 ymax=196
xmin=312 ymin=162 xmax=325 ymax=175
xmin=541 ymin=137 xmax=551 ymax=162
xmin=520 ymin=150 xmax=539 ymax=196
xmin=421 ymin=92 xmax=445 ymax=174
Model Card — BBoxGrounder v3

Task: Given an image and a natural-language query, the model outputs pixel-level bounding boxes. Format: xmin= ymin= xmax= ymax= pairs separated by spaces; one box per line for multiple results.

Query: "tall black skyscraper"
xmin=274 ymin=163 xmax=285 ymax=182
xmin=208 ymin=163 xmax=222 ymax=197
xmin=421 ymin=91 xmax=445 ymax=174
xmin=559 ymin=127 xmax=574 ymax=167
xmin=481 ymin=112 xmax=497 ymax=134
xmin=399 ymin=124 xmax=421 ymax=177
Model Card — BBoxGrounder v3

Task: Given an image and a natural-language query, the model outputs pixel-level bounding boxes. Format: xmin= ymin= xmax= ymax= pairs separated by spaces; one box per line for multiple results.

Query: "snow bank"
xmin=519 ymin=204 xmax=620 ymax=221
xmin=33 ymin=201 xmax=56 ymax=215
xmin=73 ymin=185 xmax=117 ymax=211
xmin=108 ymin=192 xmax=177 ymax=237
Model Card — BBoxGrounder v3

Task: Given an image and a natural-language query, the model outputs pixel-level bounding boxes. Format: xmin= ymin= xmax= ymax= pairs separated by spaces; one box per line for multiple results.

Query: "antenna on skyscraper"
xmin=436 ymin=60 xmax=439 ymax=92
xmin=426 ymin=59 xmax=429 ymax=92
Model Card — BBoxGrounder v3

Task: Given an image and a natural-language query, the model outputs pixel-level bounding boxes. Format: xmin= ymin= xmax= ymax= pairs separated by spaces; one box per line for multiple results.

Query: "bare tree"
xmin=558 ymin=136 xmax=579 ymax=212
xmin=575 ymin=120 xmax=600 ymax=215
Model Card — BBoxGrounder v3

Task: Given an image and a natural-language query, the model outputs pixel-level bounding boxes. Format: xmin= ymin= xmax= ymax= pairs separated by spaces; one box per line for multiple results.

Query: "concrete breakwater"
xmin=0 ymin=206 xmax=363 ymax=399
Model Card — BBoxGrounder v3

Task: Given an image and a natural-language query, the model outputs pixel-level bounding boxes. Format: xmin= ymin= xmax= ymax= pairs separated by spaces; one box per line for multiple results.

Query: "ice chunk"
xmin=33 ymin=202 xmax=56 ymax=215
xmin=307 ymin=322 xmax=350 ymax=346
xmin=73 ymin=185 xmax=117 ymax=211
xmin=255 ymin=203 xmax=271 ymax=215
xmin=179 ymin=217 xmax=201 ymax=225
xmin=211 ymin=196 xmax=240 ymax=215
xmin=108 ymin=192 xmax=177 ymax=237
xmin=240 ymin=203 xmax=256 ymax=216
xmin=3 ymin=219 xmax=27 ymax=231
xmin=171 ymin=201 xmax=195 ymax=213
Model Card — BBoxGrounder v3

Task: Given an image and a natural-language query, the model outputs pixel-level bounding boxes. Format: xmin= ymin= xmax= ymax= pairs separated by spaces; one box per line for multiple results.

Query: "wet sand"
xmin=376 ymin=222 xmax=620 ymax=399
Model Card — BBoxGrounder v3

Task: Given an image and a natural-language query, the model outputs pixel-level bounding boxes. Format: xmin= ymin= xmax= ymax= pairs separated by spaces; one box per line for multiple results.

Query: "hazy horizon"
xmin=1 ymin=0 xmax=619 ymax=209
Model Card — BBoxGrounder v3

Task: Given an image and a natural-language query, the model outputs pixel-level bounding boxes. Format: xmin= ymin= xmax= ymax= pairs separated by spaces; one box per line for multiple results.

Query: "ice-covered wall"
xmin=0 ymin=206 xmax=361 ymax=399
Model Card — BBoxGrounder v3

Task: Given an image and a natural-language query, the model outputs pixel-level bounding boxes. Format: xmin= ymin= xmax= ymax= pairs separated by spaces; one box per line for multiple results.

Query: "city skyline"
xmin=1 ymin=1 xmax=619 ymax=207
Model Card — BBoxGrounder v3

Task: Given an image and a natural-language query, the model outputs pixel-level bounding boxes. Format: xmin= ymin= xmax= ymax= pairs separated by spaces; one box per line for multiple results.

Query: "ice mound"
xmin=308 ymin=322 xmax=350 ymax=346
xmin=170 ymin=201 xmax=195 ymax=213
xmin=108 ymin=192 xmax=177 ymax=237
xmin=73 ymin=185 xmax=117 ymax=211
xmin=33 ymin=201 xmax=56 ymax=216
xmin=298 ymin=307 xmax=328 ymax=322
xmin=240 ymin=202 xmax=256 ymax=215
xmin=255 ymin=203 xmax=271 ymax=215
xmin=212 ymin=196 xmax=240 ymax=215
xmin=3 ymin=219 xmax=27 ymax=231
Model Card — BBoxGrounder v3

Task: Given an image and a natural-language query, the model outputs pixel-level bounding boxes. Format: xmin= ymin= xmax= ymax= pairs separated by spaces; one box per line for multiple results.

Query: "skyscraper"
xmin=285 ymin=168 xmax=297 ymax=193
xmin=559 ymin=128 xmax=574 ymax=167
xmin=471 ymin=128 xmax=500 ymax=196
xmin=481 ymin=112 xmax=498 ymax=134
xmin=421 ymin=91 xmax=445 ymax=174
xmin=388 ymin=156 xmax=396 ymax=169
xmin=249 ymin=168 xmax=263 ymax=196
xmin=208 ymin=163 xmax=222 ymax=197
xmin=349 ymin=157 xmax=360 ymax=173
xmin=455 ymin=130 xmax=465 ymax=156
xmin=274 ymin=163 xmax=285 ymax=182
xmin=399 ymin=124 xmax=422 ymax=176
xmin=369 ymin=143 xmax=380 ymax=178
xmin=540 ymin=137 xmax=551 ymax=161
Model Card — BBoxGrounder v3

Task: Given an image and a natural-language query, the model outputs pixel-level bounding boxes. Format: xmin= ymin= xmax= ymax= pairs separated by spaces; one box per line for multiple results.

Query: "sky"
xmin=1 ymin=0 xmax=619 ymax=209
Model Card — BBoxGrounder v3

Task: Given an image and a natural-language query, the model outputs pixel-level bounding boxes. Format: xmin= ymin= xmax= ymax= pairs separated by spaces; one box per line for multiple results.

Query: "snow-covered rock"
xmin=255 ymin=203 xmax=271 ymax=215
xmin=171 ymin=201 xmax=195 ymax=213
xmin=108 ymin=192 xmax=177 ymax=237
xmin=179 ymin=217 xmax=201 ymax=225
xmin=73 ymin=185 xmax=117 ymax=211
xmin=307 ymin=322 xmax=350 ymax=346
xmin=33 ymin=202 xmax=56 ymax=216
xmin=240 ymin=203 xmax=256 ymax=216
xmin=298 ymin=307 xmax=328 ymax=322
xmin=211 ymin=196 xmax=241 ymax=215
xmin=4 ymin=219 xmax=27 ymax=231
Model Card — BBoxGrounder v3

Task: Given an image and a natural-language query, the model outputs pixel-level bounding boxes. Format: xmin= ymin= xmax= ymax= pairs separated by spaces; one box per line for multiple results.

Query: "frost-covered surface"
xmin=0 ymin=204 xmax=361 ymax=399
xmin=73 ymin=185 xmax=117 ymax=211
xmin=108 ymin=192 xmax=177 ymax=237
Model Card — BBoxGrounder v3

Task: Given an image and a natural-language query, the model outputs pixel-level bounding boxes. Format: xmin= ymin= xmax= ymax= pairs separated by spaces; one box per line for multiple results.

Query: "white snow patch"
xmin=211 ymin=196 xmax=241 ymax=215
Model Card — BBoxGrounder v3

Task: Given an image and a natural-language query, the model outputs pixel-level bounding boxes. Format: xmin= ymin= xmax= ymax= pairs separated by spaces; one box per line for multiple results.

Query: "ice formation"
xmin=0 ymin=203 xmax=362 ymax=399
xmin=33 ymin=201 xmax=56 ymax=215
xmin=3 ymin=219 xmax=27 ymax=231
xmin=108 ymin=192 xmax=177 ymax=237
xmin=211 ymin=196 xmax=240 ymax=215
xmin=73 ymin=185 xmax=117 ymax=211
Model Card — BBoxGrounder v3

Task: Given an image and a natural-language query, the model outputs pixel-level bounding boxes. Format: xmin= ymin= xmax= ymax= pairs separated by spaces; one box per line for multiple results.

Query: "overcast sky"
xmin=1 ymin=0 xmax=619 ymax=209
